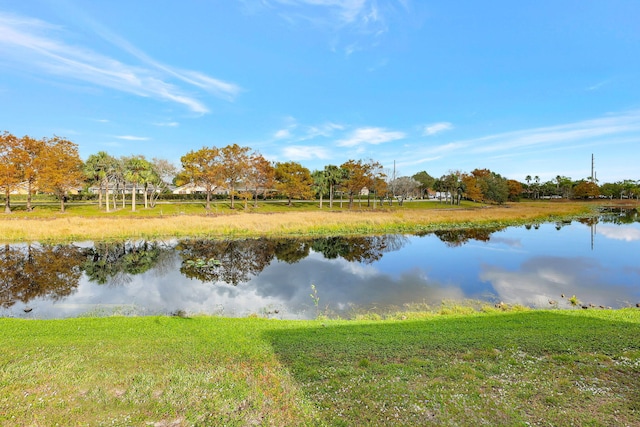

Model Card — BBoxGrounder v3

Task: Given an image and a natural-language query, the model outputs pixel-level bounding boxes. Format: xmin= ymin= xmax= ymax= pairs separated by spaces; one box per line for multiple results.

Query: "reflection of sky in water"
xmin=3 ymin=221 xmax=639 ymax=319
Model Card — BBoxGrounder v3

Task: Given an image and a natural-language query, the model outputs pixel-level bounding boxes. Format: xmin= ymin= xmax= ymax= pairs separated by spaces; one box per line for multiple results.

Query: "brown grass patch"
xmin=0 ymin=201 xmax=595 ymax=242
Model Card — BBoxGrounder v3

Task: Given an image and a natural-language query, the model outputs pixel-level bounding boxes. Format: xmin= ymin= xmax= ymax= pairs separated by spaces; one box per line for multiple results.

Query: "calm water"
xmin=2 ymin=211 xmax=639 ymax=319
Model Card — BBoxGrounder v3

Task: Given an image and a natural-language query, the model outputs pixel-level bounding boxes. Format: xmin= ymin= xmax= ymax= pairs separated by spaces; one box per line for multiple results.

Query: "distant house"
xmin=171 ymin=183 xmax=229 ymax=195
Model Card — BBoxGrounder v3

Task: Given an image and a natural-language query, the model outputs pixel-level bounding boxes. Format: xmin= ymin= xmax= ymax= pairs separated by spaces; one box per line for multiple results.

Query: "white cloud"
xmin=337 ymin=127 xmax=405 ymax=147
xmin=423 ymin=122 xmax=453 ymax=136
xmin=260 ymin=0 xmax=400 ymax=54
xmin=0 ymin=12 xmax=241 ymax=113
xmin=282 ymin=145 xmax=330 ymax=160
xmin=153 ymin=121 xmax=179 ymax=127
xmin=116 ymin=135 xmax=150 ymax=141
xmin=469 ymin=111 xmax=640 ymax=154
xmin=274 ymin=128 xmax=292 ymax=139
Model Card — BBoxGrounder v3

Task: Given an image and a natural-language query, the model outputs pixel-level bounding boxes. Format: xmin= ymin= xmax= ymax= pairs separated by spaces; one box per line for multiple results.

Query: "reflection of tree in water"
xmin=311 ymin=235 xmax=408 ymax=264
xmin=0 ymin=244 xmax=85 ymax=308
xmin=432 ymin=228 xmax=500 ymax=247
xmin=273 ymin=238 xmax=310 ymax=264
xmin=82 ymin=241 xmax=170 ymax=286
xmin=178 ymin=238 xmax=277 ymax=285
xmin=597 ymin=208 xmax=639 ymax=225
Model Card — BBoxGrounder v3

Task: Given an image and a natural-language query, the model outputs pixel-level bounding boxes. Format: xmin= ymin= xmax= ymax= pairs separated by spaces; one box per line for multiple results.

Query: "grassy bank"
xmin=0 ymin=200 xmax=599 ymax=242
xmin=1 ymin=309 xmax=639 ymax=426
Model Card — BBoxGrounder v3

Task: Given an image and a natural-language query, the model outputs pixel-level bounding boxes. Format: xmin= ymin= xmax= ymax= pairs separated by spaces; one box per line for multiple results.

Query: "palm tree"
xmin=124 ymin=156 xmax=150 ymax=212
xmin=324 ymin=165 xmax=346 ymax=209
xmin=312 ymin=170 xmax=329 ymax=209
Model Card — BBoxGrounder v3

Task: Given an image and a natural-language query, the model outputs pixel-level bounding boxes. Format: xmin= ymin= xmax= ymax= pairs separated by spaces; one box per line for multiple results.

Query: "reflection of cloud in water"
xmin=481 ymin=256 xmax=634 ymax=308
xmin=598 ymin=225 xmax=640 ymax=242
xmin=9 ymin=251 xmax=465 ymax=319
xmin=489 ymin=237 xmax=523 ymax=249
xmin=242 ymin=252 xmax=466 ymax=316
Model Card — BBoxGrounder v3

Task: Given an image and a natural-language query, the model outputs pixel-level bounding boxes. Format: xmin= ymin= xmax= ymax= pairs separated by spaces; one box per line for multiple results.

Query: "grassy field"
xmin=1 ymin=308 xmax=639 ymax=426
xmin=0 ymin=199 xmax=603 ymax=242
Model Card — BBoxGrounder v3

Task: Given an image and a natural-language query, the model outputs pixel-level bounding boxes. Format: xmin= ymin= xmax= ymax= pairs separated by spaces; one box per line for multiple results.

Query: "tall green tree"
xmin=412 ymin=171 xmax=436 ymax=199
xmin=84 ymin=151 xmax=117 ymax=212
xmin=312 ymin=170 xmax=329 ymax=209
xmin=124 ymin=156 xmax=151 ymax=212
xmin=324 ymin=165 xmax=346 ymax=209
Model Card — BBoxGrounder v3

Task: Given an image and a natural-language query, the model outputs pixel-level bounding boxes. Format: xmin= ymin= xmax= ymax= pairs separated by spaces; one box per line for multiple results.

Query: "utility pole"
xmin=591 ymin=154 xmax=595 ymax=182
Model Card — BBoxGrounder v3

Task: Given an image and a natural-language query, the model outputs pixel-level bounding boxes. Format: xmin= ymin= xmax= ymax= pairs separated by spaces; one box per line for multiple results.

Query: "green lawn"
xmin=1 ymin=309 xmax=638 ymax=426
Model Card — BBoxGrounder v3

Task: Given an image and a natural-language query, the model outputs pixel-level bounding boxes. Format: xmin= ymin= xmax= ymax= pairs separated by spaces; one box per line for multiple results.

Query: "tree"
xmin=312 ymin=170 xmax=329 ymax=208
xmin=147 ymin=158 xmax=177 ymax=208
xmin=340 ymin=160 xmax=370 ymax=208
xmin=573 ymin=180 xmax=600 ymax=199
xmin=181 ymin=147 xmax=223 ymax=210
xmin=246 ymin=153 xmax=275 ymax=208
xmin=17 ymin=135 xmax=45 ymax=212
xmin=84 ymin=151 xmax=117 ymax=212
xmin=389 ymin=176 xmax=420 ymax=202
xmin=462 ymin=173 xmax=483 ymax=202
xmin=324 ymin=165 xmax=347 ymax=209
xmin=274 ymin=161 xmax=313 ymax=206
xmin=507 ymin=179 xmax=523 ymax=201
xmin=124 ymin=156 xmax=151 ymax=212
xmin=36 ymin=136 xmax=84 ymax=212
xmin=220 ymin=144 xmax=251 ymax=209
xmin=0 ymin=132 xmax=22 ymax=213
xmin=412 ymin=171 xmax=436 ymax=199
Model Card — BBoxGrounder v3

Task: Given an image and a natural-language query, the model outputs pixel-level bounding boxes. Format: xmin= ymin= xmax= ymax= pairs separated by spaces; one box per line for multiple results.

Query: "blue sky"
xmin=1 ymin=0 xmax=639 ymax=183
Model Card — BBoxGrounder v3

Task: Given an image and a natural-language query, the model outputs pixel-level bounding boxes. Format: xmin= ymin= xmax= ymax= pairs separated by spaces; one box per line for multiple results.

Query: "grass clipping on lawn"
xmin=0 ymin=201 xmax=592 ymax=242
xmin=1 ymin=309 xmax=639 ymax=426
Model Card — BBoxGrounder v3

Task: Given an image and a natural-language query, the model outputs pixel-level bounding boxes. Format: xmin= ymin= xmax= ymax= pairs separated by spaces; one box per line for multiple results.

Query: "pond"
xmin=2 ymin=209 xmax=639 ymax=319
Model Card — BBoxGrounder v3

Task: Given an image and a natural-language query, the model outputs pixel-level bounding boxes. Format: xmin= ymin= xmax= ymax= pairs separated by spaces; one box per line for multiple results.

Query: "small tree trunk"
xmin=329 ymin=184 xmax=334 ymax=209
xmin=4 ymin=190 xmax=11 ymax=214
xmin=131 ymin=183 xmax=137 ymax=212
xmin=26 ymin=180 xmax=33 ymax=212
xmin=319 ymin=193 xmax=323 ymax=209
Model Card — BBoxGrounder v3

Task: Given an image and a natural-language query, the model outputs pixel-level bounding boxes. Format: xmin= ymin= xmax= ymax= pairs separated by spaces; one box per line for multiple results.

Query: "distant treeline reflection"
xmin=2 ymin=209 xmax=637 ymax=308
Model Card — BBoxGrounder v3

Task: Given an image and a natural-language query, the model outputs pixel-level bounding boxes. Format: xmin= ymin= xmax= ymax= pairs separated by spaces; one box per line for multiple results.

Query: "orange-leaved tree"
xmin=0 ymin=132 xmax=22 ymax=213
xmin=274 ymin=161 xmax=313 ymax=206
xmin=36 ymin=136 xmax=84 ymax=212
xmin=220 ymin=144 xmax=251 ymax=209
xmin=181 ymin=147 xmax=223 ymax=210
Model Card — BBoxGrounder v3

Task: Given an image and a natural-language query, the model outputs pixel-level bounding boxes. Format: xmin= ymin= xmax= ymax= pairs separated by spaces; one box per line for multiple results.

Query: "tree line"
xmin=1 ymin=131 xmax=638 ymax=213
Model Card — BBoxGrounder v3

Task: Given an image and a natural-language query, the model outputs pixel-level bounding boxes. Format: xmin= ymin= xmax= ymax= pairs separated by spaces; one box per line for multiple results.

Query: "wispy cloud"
xmin=468 ymin=111 xmax=640 ymax=154
xmin=337 ymin=126 xmax=405 ymax=147
xmin=282 ymin=145 xmax=331 ymax=160
xmin=423 ymin=122 xmax=453 ymax=136
xmin=153 ymin=121 xmax=179 ymax=127
xmin=258 ymin=0 xmax=406 ymax=53
xmin=273 ymin=119 xmax=344 ymax=141
xmin=116 ymin=135 xmax=150 ymax=141
xmin=0 ymin=12 xmax=241 ymax=113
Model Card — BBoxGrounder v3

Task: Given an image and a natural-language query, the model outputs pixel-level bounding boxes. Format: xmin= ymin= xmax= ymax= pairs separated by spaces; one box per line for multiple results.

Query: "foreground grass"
xmin=0 ymin=200 xmax=599 ymax=242
xmin=1 ymin=309 xmax=639 ymax=426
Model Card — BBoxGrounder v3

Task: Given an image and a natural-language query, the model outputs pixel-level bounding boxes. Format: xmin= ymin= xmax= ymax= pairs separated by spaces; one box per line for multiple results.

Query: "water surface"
xmin=2 ymin=211 xmax=638 ymax=319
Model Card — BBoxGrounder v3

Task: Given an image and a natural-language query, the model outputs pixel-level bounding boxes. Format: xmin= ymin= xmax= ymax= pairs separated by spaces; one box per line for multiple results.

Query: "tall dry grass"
xmin=0 ymin=201 xmax=594 ymax=242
